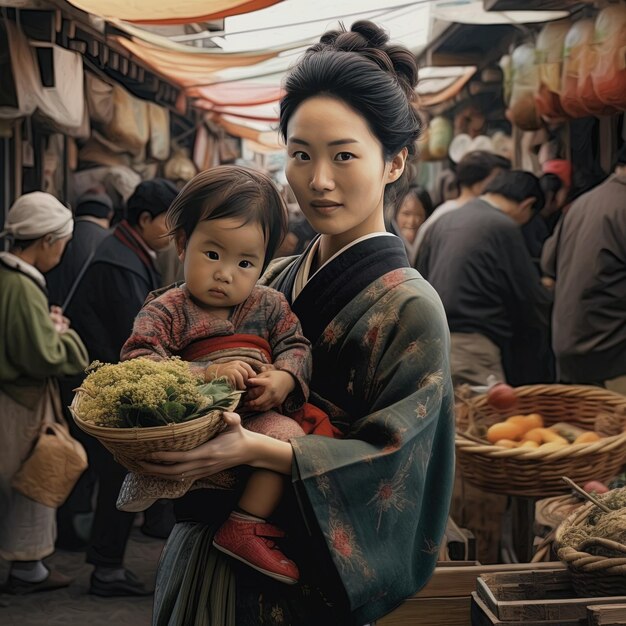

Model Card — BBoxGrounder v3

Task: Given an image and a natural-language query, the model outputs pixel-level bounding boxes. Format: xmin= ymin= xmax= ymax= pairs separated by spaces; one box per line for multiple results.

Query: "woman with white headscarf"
xmin=0 ymin=192 xmax=88 ymax=593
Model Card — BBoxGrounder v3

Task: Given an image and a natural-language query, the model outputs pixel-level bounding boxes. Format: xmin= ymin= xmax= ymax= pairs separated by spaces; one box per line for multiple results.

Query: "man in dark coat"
xmin=417 ymin=171 xmax=552 ymax=387
xmin=541 ymin=146 xmax=626 ymax=390
xmin=46 ymin=191 xmax=113 ymax=309
xmin=66 ymin=178 xmax=178 ymax=596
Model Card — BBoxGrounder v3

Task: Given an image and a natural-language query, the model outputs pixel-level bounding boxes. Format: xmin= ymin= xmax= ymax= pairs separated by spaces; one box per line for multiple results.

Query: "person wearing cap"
xmin=65 ymin=178 xmax=178 ymax=597
xmin=46 ymin=190 xmax=114 ymax=308
xmin=0 ymin=192 xmax=89 ymax=594
xmin=541 ymin=146 xmax=626 ymax=391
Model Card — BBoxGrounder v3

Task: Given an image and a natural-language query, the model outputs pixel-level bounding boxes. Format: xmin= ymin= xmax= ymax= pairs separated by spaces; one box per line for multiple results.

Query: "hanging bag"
xmin=12 ymin=379 xmax=88 ymax=508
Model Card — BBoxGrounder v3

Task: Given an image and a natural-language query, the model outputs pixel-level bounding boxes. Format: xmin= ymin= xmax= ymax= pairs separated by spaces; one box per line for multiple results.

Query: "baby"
xmin=120 ymin=166 xmax=337 ymax=585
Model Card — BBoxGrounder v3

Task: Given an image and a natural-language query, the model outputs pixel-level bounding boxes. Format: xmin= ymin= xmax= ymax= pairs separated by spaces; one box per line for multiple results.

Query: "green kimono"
xmin=153 ymin=235 xmax=455 ymax=625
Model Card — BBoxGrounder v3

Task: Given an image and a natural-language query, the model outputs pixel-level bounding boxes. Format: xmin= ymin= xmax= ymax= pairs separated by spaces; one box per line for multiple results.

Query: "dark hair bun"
xmin=314 ymin=20 xmax=418 ymax=98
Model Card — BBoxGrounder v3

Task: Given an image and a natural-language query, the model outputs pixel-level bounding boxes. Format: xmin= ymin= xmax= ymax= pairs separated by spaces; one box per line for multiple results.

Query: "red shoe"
xmin=213 ymin=514 xmax=299 ymax=584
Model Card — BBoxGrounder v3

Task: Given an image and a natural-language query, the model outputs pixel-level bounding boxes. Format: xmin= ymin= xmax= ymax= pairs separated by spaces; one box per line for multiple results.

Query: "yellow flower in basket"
xmin=70 ymin=358 xmax=243 ymax=473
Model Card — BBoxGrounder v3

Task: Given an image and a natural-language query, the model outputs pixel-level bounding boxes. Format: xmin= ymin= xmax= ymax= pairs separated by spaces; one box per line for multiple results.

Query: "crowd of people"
xmin=0 ymin=17 xmax=624 ymax=626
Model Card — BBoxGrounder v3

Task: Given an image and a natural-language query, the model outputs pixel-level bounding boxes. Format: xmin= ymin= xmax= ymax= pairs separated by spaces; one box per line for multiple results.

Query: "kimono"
xmin=153 ymin=234 xmax=455 ymax=626
xmin=0 ymin=253 xmax=88 ymax=561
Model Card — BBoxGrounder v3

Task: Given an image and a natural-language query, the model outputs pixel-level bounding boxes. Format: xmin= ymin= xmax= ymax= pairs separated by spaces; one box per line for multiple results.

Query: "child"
xmin=120 ymin=166 xmax=338 ymax=585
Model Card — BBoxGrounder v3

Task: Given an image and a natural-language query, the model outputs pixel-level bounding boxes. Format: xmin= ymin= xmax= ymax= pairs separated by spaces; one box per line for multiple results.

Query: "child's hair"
xmin=166 ymin=165 xmax=288 ymax=270
xmin=279 ymin=20 xmax=422 ymax=208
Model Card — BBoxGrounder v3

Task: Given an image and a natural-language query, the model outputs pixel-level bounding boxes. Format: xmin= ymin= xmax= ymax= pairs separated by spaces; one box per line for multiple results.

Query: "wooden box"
xmin=378 ymin=562 xmax=566 ymax=626
xmin=471 ymin=569 xmax=626 ymax=625
xmin=587 ymin=603 xmax=626 ymax=625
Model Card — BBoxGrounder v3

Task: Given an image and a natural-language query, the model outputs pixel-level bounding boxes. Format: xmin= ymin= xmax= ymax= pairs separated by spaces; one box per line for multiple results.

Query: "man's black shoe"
xmin=89 ymin=569 xmax=152 ymax=597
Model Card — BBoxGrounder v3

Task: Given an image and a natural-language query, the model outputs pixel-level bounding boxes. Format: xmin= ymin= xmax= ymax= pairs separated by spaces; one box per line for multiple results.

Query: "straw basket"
xmin=455 ymin=384 xmax=626 ymax=497
xmin=556 ymin=488 xmax=626 ymax=597
xmin=70 ymin=388 xmax=240 ymax=472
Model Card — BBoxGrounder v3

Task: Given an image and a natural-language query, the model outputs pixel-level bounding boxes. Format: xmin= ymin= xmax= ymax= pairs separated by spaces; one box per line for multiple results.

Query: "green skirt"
xmin=153 ymin=521 xmax=353 ymax=626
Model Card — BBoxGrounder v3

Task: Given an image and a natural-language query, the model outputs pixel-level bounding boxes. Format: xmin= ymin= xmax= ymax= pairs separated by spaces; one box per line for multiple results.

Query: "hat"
xmin=75 ymin=192 xmax=114 ymax=218
xmin=542 ymin=160 xmax=572 ymax=188
xmin=127 ymin=178 xmax=179 ymax=218
xmin=1 ymin=192 xmax=73 ymax=240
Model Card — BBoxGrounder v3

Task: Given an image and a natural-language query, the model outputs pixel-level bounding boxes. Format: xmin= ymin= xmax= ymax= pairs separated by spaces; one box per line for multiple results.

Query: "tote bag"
xmin=12 ymin=380 xmax=88 ymax=508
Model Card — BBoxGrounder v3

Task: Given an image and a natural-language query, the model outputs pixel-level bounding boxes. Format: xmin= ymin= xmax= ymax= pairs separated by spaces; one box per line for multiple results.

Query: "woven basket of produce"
xmin=556 ymin=487 xmax=626 ymax=597
xmin=455 ymin=384 xmax=626 ymax=497
xmin=70 ymin=358 xmax=242 ymax=473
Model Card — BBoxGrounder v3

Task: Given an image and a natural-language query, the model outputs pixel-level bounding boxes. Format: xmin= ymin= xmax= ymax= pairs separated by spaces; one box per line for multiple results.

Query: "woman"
xmin=391 ymin=185 xmax=434 ymax=266
xmin=0 ymin=192 xmax=89 ymax=592
xmin=143 ymin=21 xmax=455 ymax=626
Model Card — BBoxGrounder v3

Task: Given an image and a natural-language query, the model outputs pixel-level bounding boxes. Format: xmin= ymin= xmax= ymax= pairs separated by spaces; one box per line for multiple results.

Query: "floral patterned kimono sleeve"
xmin=290 ymin=273 xmax=456 ymax=624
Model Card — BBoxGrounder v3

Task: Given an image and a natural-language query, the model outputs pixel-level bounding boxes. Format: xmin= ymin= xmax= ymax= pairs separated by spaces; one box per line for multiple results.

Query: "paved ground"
xmin=0 ymin=529 xmax=164 ymax=626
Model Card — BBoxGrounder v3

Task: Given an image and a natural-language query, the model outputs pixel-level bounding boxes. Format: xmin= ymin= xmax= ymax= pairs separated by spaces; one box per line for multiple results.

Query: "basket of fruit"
xmin=70 ymin=358 xmax=242 ymax=473
xmin=455 ymin=384 xmax=626 ymax=497
xmin=556 ymin=485 xmax=626 ymax=597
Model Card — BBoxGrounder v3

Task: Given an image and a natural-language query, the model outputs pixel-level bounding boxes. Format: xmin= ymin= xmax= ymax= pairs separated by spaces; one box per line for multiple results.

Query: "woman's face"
xmin=38 ymin=234 xmax=71 ymax=273
xmin=396 ymin=195 xmax=426 ymax=243
xmin=285 ymin=95 xmax=405 ymax=248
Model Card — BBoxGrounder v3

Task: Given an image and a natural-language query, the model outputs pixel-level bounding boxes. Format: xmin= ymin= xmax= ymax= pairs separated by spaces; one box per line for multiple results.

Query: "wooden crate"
xmin=378 ymin=562 xmax=566 ymax=626
xmin=470 ymin=592 xmax=582 ymax=626
xmin=473 ymin=569 xmax=626 ymax=625
xmin=587 ymin=603 xmax=626 ymax=626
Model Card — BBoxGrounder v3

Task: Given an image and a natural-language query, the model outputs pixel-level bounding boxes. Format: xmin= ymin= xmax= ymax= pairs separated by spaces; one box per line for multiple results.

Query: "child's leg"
xmin=213 ymin=411 xmax=305 ymax=584
xmin=238 ymin=470 xmax=284 ymax=519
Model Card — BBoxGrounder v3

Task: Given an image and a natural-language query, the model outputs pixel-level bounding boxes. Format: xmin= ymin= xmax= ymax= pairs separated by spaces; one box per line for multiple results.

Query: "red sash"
xmin=181 ymin=334 xmax=340 ymax=438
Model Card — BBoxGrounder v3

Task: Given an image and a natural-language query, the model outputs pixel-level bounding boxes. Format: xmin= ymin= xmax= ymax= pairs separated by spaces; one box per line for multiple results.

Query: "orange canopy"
xmin=65 ymin=0 xmax=283 ymax=26
xmin=114 ymin=36 xmax=280 ymax=88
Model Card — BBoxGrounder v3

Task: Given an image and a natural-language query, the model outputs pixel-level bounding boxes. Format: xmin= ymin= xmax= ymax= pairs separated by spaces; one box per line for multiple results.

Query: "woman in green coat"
xmin=0 ymin=192 xmax=89 ymax=593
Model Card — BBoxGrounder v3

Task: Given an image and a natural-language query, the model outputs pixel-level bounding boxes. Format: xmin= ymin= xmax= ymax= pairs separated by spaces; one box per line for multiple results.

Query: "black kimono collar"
xmin=276 ymin=235 xmax=409 ymax=345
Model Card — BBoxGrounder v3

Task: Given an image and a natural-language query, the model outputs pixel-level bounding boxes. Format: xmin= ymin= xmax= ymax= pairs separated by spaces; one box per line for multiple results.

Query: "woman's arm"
xmin=138 ymin=412 xmax=294 ymax=480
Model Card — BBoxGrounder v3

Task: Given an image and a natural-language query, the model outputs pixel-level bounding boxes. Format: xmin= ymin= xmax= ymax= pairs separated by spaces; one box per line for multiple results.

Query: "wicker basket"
xmin=455 ymin=384 xmax=626 ymax=497
xmin=556 ymin=488 xmax=626 ymax=597
xmin=70 ymin=388 xmax=240 ymax=472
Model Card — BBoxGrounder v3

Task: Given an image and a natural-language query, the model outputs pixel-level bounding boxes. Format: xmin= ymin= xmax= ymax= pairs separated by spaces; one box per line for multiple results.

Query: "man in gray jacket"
xmin=542 ymin=145 xmax=626 ymax=392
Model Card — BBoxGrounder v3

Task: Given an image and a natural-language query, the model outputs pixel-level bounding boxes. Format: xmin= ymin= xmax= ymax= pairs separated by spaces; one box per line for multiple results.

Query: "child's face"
xmin=396 ymin=195 xmax=426 ymax=244
xmin=178 ymin=217 xmax=265 ymax=317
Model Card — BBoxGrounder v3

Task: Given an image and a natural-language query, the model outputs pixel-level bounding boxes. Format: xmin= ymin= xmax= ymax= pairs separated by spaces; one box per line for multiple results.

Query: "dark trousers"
xmin=85 ymin=437 xmax=135 ymax=568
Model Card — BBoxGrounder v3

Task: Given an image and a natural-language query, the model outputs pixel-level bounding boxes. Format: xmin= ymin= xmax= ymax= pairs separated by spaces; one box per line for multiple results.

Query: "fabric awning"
xmin=114 ymin=36 xmax=281 ymax=87
xmin=64 ymin=0 xmax=283 ymax=26
xmin=186 ymin=82 xmax=283 ymax=106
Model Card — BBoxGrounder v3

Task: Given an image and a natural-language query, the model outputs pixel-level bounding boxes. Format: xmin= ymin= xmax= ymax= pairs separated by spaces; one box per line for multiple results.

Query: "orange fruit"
xmin=573 ymin=431 xmax=601 ymax=444
xmin=487 ymin=421 xmax=525 ymax=443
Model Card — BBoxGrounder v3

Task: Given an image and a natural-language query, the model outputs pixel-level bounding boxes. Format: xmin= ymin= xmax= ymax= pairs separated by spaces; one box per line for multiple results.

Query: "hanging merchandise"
xmin=561 ymin=19 xmax=615 ymax=118
xmin=86 ymin=73 xmax=114 ymax=126
xmin=416 ymin=124 xmax=432 ymax=162
xmin=164 ymin=146 xmax=197 ymax=184
xmin=0 ymin=21 xmax=86 ymax=135
xmin=534 ymin=20 xmax=571 ymax=122
xmin=507 ymin=43 xmax=541 ymax=131
xmin=500 ymin=54 xmax=513 ymax=106
xmin=147 ymin=102 xmax=170 ymax=161
xmin=591 ymin=3 xmax=626 ymax=111
xmin=103 ymin=85 xmax=150 ymax=158
xmin=428 ymin=116 xmax=453 ymax=160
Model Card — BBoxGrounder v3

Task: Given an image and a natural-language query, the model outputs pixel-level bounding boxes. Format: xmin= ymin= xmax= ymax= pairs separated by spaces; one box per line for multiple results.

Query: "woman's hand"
xmin=137 ymin=411 xmax=294 ymax=480
xmin=138 ymin=412 xmax=252 ymax=481
xmin=49 ymin=305 xmax=70 ymax=334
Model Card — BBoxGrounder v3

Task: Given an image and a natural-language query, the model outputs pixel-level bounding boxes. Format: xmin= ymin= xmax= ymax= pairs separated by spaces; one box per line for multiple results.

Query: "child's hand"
xmin=245 ymin=370 xmax=296 ymax=412
xmin=205 ymin=361 xmax=256 ymax=390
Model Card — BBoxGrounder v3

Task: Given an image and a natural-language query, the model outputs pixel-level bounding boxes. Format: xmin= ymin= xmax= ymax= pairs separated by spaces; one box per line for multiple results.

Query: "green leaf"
xmin=162 ymin=401 xmax=186 ymax=421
